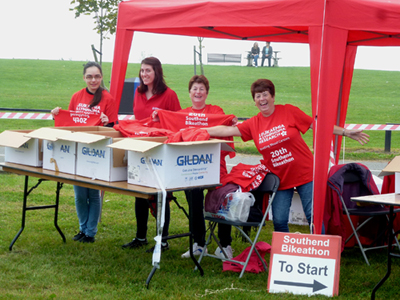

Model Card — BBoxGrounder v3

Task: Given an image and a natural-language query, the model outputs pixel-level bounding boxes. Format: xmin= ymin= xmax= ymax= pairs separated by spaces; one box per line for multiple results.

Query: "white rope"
xmin=145 ymin=156 xmax=167 ymax=267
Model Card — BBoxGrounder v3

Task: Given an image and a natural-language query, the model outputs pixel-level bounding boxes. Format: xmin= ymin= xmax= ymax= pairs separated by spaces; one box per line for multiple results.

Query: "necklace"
xmin=191 ymin=106 xmax=206 ymax=113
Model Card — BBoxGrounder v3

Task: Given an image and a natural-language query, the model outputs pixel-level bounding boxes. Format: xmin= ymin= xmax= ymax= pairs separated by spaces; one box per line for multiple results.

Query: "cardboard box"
xmin=379 ymin=156 xmax=400 ymax=193
xmin=25 ymin=127 xmax=118 ymax=175
xmin=109 ymin=137 xmax=233 ymax=189
xmin=59 ymin=130 xmax=127 ymax=182
xmin=0 ymin=130 xmax=43 ymax=167
xmin=25 ymin=128 xmax=76 ymax=174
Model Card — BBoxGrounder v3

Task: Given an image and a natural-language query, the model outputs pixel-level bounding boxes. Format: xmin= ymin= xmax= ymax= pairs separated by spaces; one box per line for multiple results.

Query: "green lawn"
xmin=1 ymin=59 xmax=400 ymax=299
xmin=1 ymin=172 xmax=399 ymax=299
xmin=1 ymin=59 xmax=400 ymax=160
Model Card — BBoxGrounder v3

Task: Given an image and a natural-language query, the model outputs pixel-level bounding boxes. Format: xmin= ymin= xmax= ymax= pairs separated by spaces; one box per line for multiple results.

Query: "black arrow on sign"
xmin=274 ymin=279 xmax=327 ymax=293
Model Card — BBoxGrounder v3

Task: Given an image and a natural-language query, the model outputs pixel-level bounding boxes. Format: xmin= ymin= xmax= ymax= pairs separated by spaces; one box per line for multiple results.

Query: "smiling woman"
xmin=205 ymin=78 xmax=370 ymax=234
xmin=132 ymin=57 xmax=181 ymax=121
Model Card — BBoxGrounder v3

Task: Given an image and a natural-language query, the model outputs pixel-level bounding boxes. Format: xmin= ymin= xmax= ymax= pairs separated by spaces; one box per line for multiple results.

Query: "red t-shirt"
xmin=133 ymin=87 xmax=181 ymax=120
xmin=180 ymin=104 xmax=224 ymax=115
xmin=158 ymin=104 xmax=234 ymax=178
xmin=158 ymin=105 xmax=233 ymax=131
xmin=237 ymin=104 xmax=313 ymax=190
xmin=68 ymin=88 xmax=118 ymax=124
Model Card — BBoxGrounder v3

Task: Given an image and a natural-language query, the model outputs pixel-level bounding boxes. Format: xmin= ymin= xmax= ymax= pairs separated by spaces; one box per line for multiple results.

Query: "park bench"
xmin=207 ymin=53 xmax=242 ymax=64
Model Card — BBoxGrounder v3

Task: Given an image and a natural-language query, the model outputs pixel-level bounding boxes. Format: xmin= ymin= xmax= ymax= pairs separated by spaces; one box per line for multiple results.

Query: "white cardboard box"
xmin=0 ymin=130 xmax=43 ymax=167
xmin=60 ymin=130 xmax=127 ymax=182
xmin=25 ymin=127 xmax=117 ymax=175
xmin=109 ymin=137 xmax=233 ymax=189
xmin=25 ymin=128 xmax=76 ymax=174
xmin=379 ymin=155 xmax=400 ymax=193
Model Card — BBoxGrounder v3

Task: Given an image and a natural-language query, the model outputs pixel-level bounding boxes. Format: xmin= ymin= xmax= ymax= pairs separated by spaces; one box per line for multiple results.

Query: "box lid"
xmin=0 ymin=130 xmax=32 ymax=148
xmin=58 ymin=131 xmax=110 ymax=144
xmin=108 ymin=138 xmax=162 ymax=152
xmin=24 ymin=127 xmax=73 ymax=141
xmin=379 ymin=156 xmax=400 ymax=176
xmin=108 ymin=137 xmax=234 ymax=152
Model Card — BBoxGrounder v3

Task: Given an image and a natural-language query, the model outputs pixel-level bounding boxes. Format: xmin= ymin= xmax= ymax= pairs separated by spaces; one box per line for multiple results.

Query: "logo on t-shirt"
xmin=258 ymin=125 xmax=286 ymax=144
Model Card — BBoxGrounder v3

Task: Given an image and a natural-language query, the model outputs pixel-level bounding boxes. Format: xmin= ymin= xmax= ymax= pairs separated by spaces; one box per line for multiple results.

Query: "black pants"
xmin=135 ymin=196 xmax=170 ymax=242
xmin=185 ymin=188 xmax=232 ymax=247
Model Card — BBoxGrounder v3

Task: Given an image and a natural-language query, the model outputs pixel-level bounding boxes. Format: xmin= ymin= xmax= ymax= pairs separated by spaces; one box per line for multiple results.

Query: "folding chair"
xmin=197 ymin=173 xmax=279 ymax=278
xmin=328 ymin=163 xmax=400 ymax=265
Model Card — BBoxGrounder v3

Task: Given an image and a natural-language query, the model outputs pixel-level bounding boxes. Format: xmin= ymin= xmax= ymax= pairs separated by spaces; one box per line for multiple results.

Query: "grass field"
xmin=1 ymin=172 xmax=400 ymax=300
xmin=1 ymin=59 xmax=400 ymax=160
xmin=1 ymin=59 xmax=400 ymax=299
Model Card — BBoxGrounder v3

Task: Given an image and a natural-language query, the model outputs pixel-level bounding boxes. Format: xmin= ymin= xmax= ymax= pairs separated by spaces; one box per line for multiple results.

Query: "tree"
xmin=70 ymin=0 xmax=121 ymax=66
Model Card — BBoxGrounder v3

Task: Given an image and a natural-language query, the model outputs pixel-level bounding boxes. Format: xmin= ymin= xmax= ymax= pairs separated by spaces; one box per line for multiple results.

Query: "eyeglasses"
xmin=85 ymin=74 xmax=102 ymax=80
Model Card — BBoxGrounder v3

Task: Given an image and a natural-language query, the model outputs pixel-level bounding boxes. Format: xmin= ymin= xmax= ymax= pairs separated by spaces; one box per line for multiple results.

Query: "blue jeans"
xmin=73 ymin=186 xmax=101 ymax=237
xmin=253 ymin=54 xmax=259 ymax=66
xmin=271 ymin=181 xmax=313 ymax=232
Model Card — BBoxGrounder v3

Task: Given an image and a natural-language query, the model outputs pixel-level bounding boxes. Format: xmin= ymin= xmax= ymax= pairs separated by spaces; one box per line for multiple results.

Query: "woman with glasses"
xmin=51 ymin=61 xmax=118 ymax=243
xmin=205 ymin=78 xmax=369 ymax=233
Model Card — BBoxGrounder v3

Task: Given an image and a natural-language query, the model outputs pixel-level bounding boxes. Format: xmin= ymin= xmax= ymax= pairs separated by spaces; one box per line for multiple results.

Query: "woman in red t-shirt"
xmin=51 ymin=61 xmax=117 ymax=243
xmin=206 ymin=79 xmax=370 ymax=233
xmin=122 ymin=57 xmax=181 ymax=252
xmin=133 ymin=57 xmax=181 ymax=120
xmin=178 ymin=75 xmax=237 ymax=260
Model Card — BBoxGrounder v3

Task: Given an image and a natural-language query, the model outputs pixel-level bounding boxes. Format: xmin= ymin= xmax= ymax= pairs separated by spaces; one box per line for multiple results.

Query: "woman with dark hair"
xmin=133 ymin=57 xmax=181 ymax=120
xmin=122 ymin=57 xmax=181 ymax=252
xmin=51 ymin=61 xmax=118 ymax=243
xmin=205 ymin=78 xmax=369 ymax=233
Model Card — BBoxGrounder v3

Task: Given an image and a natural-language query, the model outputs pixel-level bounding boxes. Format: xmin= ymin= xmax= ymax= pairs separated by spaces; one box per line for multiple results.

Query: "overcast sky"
xmin=1 ymin=0 xmax=399 ymax=72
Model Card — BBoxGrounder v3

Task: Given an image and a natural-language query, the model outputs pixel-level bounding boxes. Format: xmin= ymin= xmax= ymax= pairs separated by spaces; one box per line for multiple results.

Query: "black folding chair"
xmin=197 ymin=173 xmax=280 ymax=278
xmin=329 ymin=164 xmax=400 ymax=265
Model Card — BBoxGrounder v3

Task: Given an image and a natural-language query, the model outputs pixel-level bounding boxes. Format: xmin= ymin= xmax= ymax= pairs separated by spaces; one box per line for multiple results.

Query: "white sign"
xmin=268 ymin=232 xmax=341 ymax=297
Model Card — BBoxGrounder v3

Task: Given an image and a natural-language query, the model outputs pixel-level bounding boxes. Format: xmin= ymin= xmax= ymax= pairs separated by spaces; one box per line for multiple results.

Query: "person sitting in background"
xmin=122 ymin=56 xmax=181 ymax=252
xmin=250 ymin=42 xmax=260 ymax=67
xmin=261 ymin=42 xmax=273 ymax=67
xmin=205 ymin=78 xmax=369 ymax=233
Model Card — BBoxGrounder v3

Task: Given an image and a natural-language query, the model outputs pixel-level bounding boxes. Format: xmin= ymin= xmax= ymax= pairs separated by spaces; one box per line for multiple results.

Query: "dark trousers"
xmin=135 ymin=197 xmax=170 ymax=242
xmin=186 ymin=188 xmax=232 ymax=247
xmin=261 ymin=56 xmax=272 ymax=67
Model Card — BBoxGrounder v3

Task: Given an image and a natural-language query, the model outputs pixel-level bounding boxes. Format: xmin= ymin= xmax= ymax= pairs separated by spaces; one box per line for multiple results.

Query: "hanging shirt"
xmin=237 ymin=104 xmax=313 ymax=190
xmin=133 ymin=87 xmax=181 ymax=120
xmin=158 ymin=105 xmax=233 ymax=131
xmin=67 ymin=88 xmax=118 ymax=124
xmin=158 ymin=105 xmax=236 ymax=177
xmin=54 ymin=109 xmax=101 ymax=126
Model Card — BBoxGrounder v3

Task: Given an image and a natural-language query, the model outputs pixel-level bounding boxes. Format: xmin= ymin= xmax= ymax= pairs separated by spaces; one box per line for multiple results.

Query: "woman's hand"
xmin=151 ymin=110 xmax=160 ymax=122
xmin=51 ymin=107 xmax=61 ymax=117
xmin=346 ymin=129 xmax=370 ymax=145
xmin=231 ymin=116 xmax=239 ymax=126
xmin=100 ymin=112 xmax=109 ymax=126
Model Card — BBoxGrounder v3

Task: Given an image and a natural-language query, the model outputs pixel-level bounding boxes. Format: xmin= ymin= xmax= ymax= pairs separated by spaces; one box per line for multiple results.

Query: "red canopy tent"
xmin=110 ymin=0 xmax=400 ymax=234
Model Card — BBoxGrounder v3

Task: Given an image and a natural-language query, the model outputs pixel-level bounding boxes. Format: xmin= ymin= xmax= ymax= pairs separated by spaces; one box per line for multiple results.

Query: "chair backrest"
xmin=341 ymin=169 xmax=374 ymax=209
xmin=254 ymin=173 xmax=280 ymax=195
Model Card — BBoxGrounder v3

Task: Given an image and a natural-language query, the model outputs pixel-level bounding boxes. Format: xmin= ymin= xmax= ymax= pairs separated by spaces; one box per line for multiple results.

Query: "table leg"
xmin=9 ymin=176 xmax=66 ymax=251
xmin=9 ymin=175 xmax=30 ymax=251
xmin=54 ymin=182 xmax=66 ymax=243
xmin=371 ymin=206 xmax=394 ymax=300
